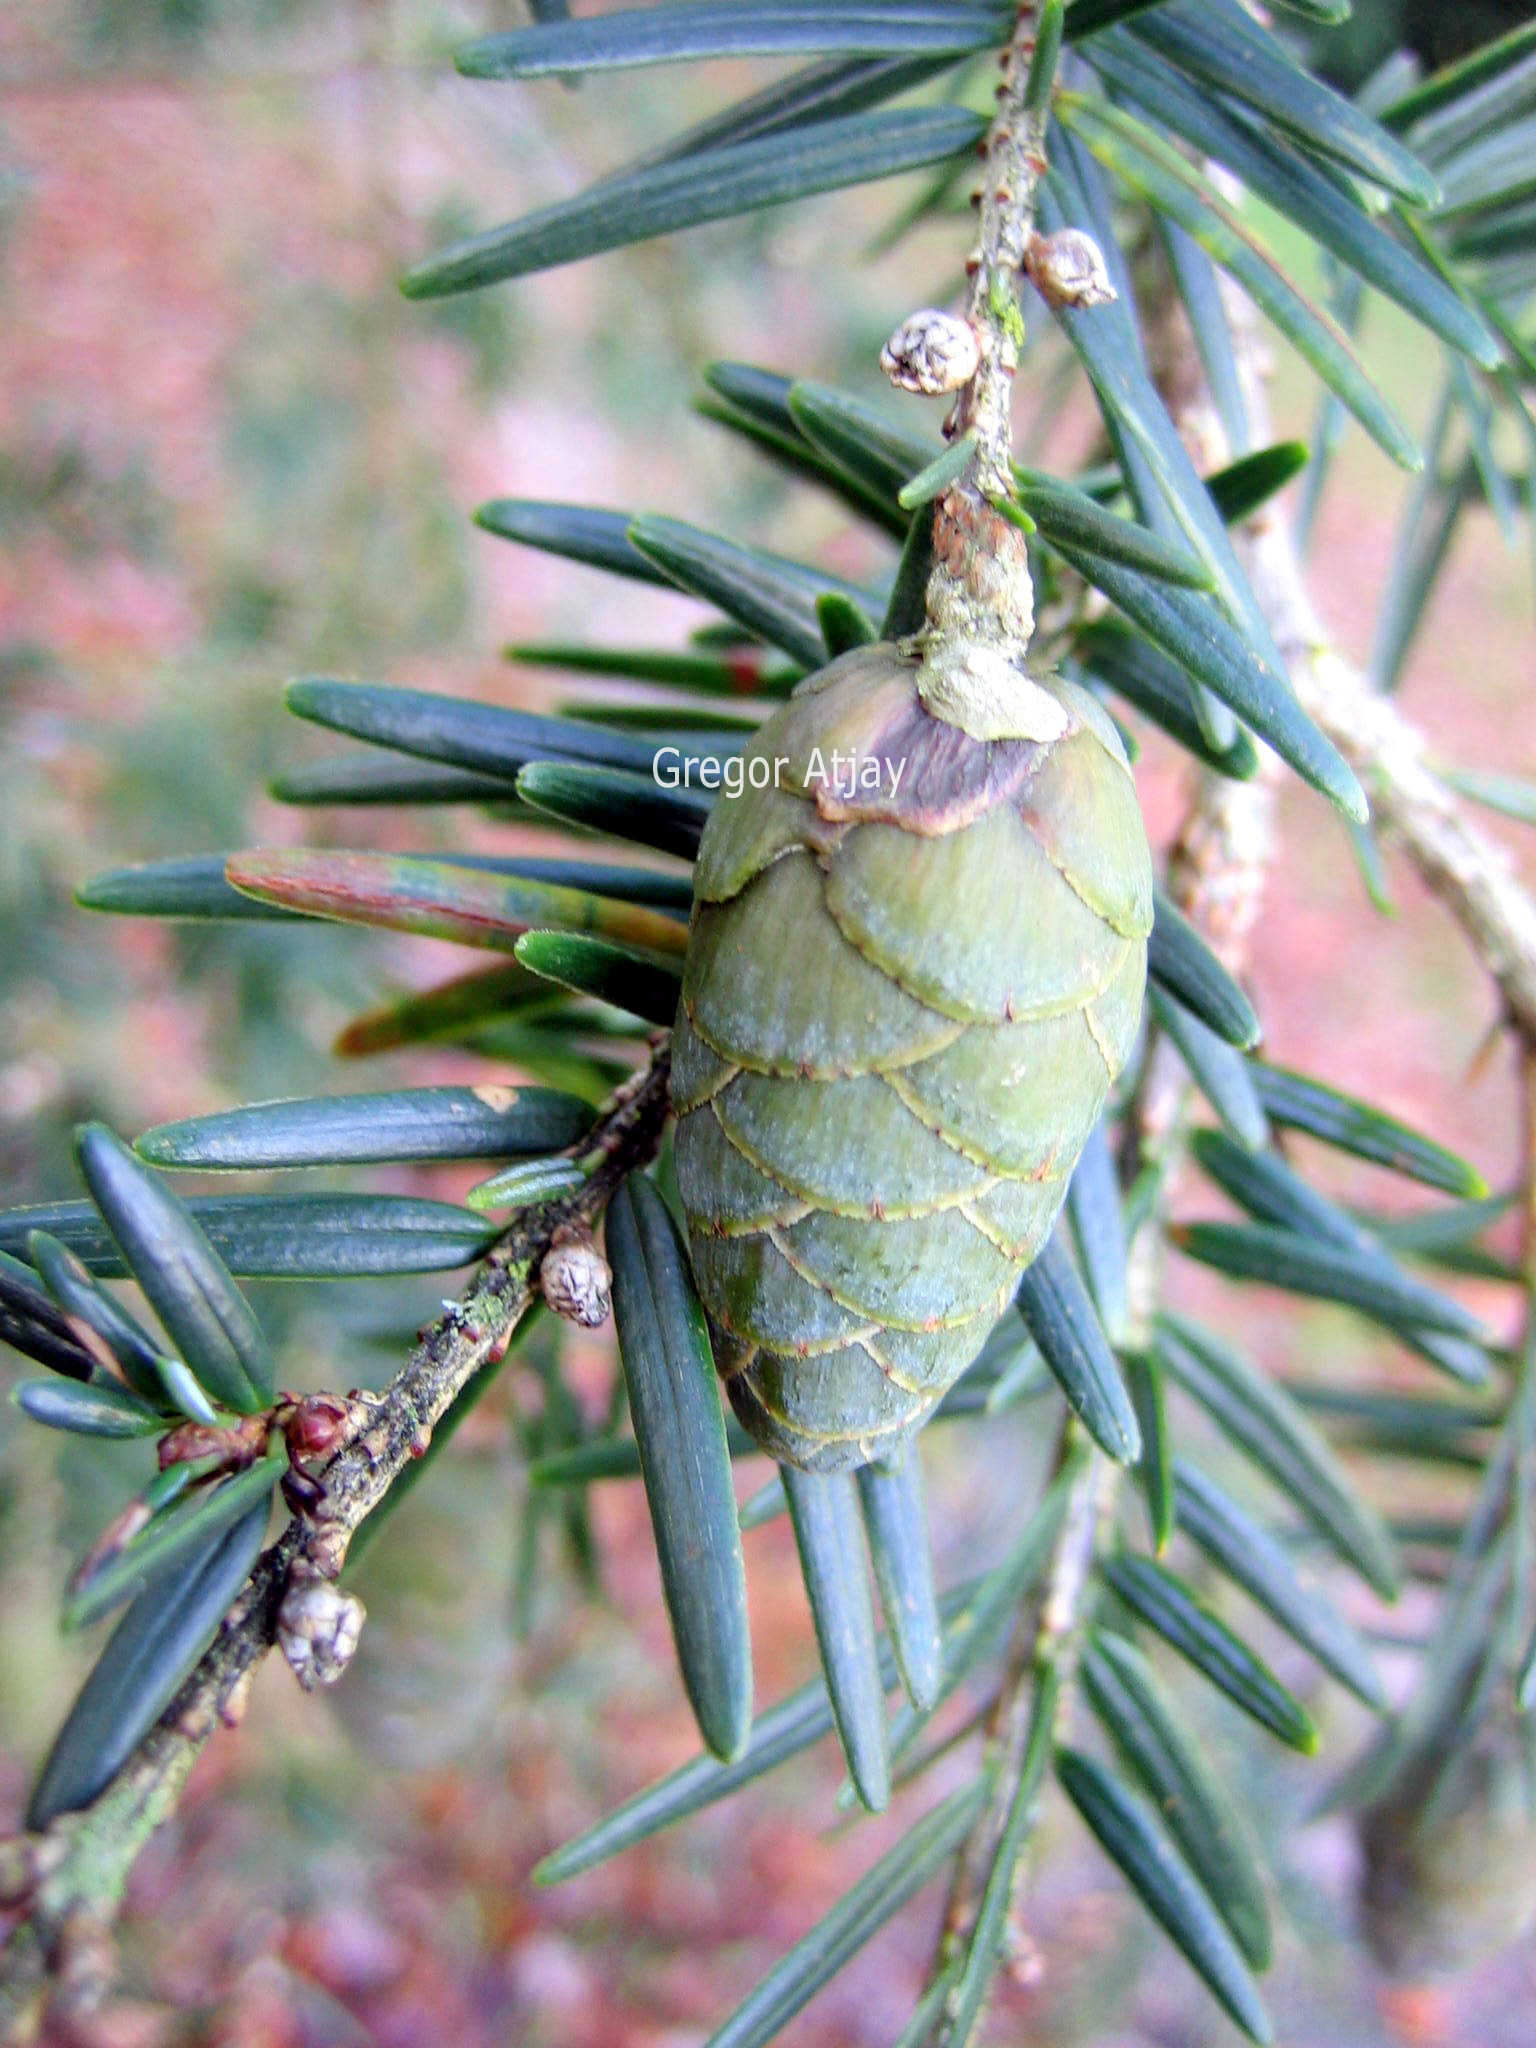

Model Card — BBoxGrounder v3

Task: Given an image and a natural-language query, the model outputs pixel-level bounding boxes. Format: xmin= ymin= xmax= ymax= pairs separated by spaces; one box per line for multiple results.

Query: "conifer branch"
xmin=0 ymin=1050 xmax=674 ymax=2032
xmin=1226 ymin=289 xmax=1536 ymax=1045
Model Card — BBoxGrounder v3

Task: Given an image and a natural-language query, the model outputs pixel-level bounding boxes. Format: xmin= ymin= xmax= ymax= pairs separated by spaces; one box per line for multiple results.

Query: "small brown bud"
xmin=1022 ymin=228 xmax=1118 ymax=310
xmin=880 ymin=309 xmax=981 ymax=396
xmin=539 ymin=1223 xmax=612 ymax=1328
xmin=278 ymin=1580 xmax=365 ymax=1691
xmin=281 ymin=1391 xmax=354 ymax=1460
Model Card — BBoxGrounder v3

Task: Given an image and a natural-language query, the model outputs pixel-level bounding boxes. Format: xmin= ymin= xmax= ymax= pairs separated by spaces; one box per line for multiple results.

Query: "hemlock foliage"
xmin=5 ymin=3 xmax=1536 ymax=2039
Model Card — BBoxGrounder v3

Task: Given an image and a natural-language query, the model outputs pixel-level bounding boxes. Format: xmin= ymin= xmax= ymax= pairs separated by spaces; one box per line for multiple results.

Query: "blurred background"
xmin=1 ymin=2 xmax=1533 ymax=2042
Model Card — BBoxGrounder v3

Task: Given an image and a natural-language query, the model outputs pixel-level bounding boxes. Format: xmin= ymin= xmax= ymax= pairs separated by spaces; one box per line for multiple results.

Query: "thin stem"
xmin=949 ymin=9 xmax=1055 ymax=500
xmin=923 ymin=1423 xmax=1085 ymax=2042
xmin=914 ymin=3 xmax=1061 ymax=717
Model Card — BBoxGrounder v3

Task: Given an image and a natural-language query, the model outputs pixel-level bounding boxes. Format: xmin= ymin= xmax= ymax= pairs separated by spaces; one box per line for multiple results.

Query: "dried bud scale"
xmin=1022 ymin=228 xmax=1118 ymax=311
xmin=539 ymin=1222 xmax=612 ymax=1328
xmin=278 ymin=1580 xmax=366 ymax=1691
xmin=926 ymin=493 xmax=1036 ymax=649
xmin=880 ymin=310 xmax=981 ymax=396
xmin=158 ymin=1409 xmax=270 ymax=1473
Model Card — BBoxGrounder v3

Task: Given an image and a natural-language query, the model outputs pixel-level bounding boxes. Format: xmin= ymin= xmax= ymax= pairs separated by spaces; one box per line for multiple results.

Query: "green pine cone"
xmin=672 ymin=640 xmax=1152 ymax=1471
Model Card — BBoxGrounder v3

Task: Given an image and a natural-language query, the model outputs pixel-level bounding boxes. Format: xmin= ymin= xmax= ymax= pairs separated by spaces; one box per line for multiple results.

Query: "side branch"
xmin=1220 ymin=265 xmax=1536 ymax=1043
xmin=0 ymin=1047 xmax=674 ymax=2029
xmin=1252 ymin=535 xmax=1536 ymax=1042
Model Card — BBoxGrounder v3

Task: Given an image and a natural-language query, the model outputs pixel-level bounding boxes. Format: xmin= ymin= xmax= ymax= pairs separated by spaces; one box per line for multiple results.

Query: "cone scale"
xmin=673 ymin=506 xmax=1152 ymax=1470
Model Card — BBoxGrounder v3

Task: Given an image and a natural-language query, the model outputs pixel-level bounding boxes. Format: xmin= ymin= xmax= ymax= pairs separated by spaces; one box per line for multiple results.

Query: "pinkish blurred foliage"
xmin=1 ymin=5 xmax=1533 ymax=2045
